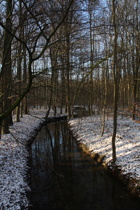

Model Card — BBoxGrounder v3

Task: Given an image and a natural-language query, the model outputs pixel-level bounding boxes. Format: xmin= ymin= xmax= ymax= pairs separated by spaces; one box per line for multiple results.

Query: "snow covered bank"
xmin=69 ymin=115 xmax=140 ymax=197
xmin=0 ymin=110 xmax=46 ymax=209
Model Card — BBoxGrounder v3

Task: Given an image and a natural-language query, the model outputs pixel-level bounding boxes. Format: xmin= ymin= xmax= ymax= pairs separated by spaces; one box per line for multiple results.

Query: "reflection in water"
xmin=30 ymin=122 xmax=140 ymax=210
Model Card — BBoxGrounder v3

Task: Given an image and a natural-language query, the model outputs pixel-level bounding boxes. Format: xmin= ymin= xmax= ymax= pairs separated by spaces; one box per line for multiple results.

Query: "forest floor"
xmin=0 ymin=109 xmax=140 ymax=209
xmin=0 ymin=109 xmax=48 ymax=209
xmin=69 ymin=114 xmax=140 ymax=198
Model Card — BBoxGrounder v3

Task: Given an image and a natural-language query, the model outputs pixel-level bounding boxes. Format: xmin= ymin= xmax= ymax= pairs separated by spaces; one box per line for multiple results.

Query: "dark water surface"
xmin=29 ymin=121 xmax=140 ymax=210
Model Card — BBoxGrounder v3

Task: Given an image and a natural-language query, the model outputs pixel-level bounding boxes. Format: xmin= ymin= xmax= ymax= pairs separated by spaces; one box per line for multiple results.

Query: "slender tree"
xmin=111 ymin=0 xmax=120 ymax=163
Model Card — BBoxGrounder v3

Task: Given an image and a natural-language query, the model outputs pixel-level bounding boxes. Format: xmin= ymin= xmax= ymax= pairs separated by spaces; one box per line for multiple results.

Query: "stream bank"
xmin=75 ymin=141 xmax=140 ymax=197
xmin=29 ymin=121 xmax=140 ymax=210
xmin=68 ymin=115 xmax=140 ymax=198
xmin=0 ymin=108 xmax=67 ymax=210
xmin=0 ymin=111 xmax=46 ymax=209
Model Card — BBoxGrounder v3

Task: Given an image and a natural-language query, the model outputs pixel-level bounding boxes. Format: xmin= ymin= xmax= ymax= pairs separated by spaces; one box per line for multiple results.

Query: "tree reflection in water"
xmin=30 ymin=121 xmax=140 ymax=210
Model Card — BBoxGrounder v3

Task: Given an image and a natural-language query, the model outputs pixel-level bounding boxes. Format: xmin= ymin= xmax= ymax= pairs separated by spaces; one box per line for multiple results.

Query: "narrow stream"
xmin=29 ymin=121 xmax=140 ymax=210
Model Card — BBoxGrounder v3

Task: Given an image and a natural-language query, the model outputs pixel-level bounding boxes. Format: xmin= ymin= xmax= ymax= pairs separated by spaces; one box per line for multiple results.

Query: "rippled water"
xmin=29 ymin=121 xmax=140 ymax=210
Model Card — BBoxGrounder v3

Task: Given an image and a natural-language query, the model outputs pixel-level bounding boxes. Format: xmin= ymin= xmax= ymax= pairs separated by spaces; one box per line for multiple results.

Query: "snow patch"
xmin=0 ymin=109 xmax=47 ymax=209
xmin=69 ymin=115 xmax=140 ymax=194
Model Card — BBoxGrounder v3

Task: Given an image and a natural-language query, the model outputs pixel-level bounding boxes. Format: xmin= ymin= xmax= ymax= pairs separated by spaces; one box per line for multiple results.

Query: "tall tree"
xmin=0 ymin=0 xmax=13 ymax=135
xmin=111 ymin=0 xmax=119 ymax=163
xmin=132 ymin=0 xmax=140 ymax=120
xmin=16 ymin=0 xmax=22 ymax=122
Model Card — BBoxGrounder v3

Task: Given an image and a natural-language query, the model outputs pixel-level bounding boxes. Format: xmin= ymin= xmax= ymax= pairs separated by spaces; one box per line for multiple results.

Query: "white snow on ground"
xmin=69 ymin=115 xmax=140 ymax=192
xmin=0 ymin=109 xmax=47 ymax=210
xmin=1 ymin=110 xmax=140 ymax=209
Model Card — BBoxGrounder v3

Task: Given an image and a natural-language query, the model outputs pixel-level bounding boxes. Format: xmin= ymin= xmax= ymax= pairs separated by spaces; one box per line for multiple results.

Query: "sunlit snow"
xmin=69 ymin=115 xmax=140 ymax=193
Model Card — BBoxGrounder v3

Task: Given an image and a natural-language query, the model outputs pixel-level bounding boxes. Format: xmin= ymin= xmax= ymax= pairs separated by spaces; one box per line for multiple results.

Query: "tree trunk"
xmin=1 ymin=0 xmax=13 ymax=134
xmin=111 ymin=0 xmax=119 ymax=163
xmin=89 ymin=10 xmax=94 ymax=115
xmin=16 ymin=0 xmax=22 ymax=122
xmin=65 ymin=25 xmax=71 ymax=119
xmin=101 ymin=62 xmax=108 ymax=136
xmin=132 ymin=0 xmax=139 ymax=120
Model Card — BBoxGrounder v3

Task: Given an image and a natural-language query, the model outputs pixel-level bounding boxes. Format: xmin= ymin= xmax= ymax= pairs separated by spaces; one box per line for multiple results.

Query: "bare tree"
xmin=0 ymin=0 xmax=74 ymax=134
xmin=0 ymin=0 xmax=13 ymax=135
